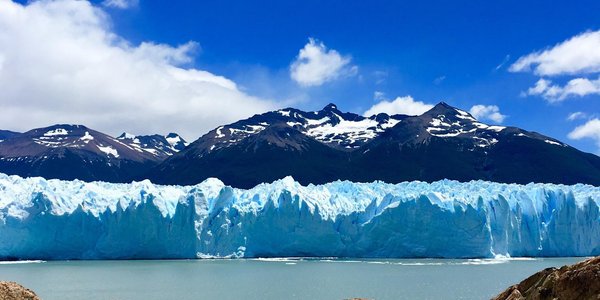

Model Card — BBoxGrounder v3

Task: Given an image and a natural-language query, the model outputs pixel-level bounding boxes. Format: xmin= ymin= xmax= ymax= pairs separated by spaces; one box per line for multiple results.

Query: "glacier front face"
xmin=0 ymin=173 xmax=599 ymax=260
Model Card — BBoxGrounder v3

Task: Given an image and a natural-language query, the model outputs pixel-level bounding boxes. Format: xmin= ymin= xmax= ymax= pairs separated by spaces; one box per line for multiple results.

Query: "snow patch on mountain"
xmin=204 ymin=104 xmax=406 ymax=152
xmin=305 ymin=116 xmax=399 ymax=147
xmin=43 ymin=128 xmax=69 ymax=136
xmin=418 ymin=105 xmax=513 ymax=150
xmin=97 ymin=145 xmax=119 ymax=158
xmin=166 ymin=134 xmax=188 ymax=148
xmin=116 ymin=132 xmax=188 ymax=157
xmin=80 ymin=131 xmax=94 ymax=142
xmin=120 ymin=133 xmax=136 ymax=139
xmin=545 ymin=140 xmax=565 ymax=146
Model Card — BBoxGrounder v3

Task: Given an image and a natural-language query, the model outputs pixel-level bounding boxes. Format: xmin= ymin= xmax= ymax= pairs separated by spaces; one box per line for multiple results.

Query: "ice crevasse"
xmin=0 ymin=172 xmax=599 ymax=259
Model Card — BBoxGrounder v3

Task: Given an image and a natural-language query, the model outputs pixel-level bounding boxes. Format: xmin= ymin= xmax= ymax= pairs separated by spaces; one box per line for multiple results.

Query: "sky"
xmin=1 ymin=0 xmax=600 ymax=154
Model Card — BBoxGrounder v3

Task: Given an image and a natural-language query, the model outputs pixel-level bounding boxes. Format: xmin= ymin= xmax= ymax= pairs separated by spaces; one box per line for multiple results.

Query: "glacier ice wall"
xmin=0 ymin=173 xmax=599 ymax=259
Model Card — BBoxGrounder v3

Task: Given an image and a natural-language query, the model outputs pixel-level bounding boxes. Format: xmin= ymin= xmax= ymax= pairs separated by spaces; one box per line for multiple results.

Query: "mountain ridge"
xmin=0 ymin=125 xmax=187 ymax=182
xmin=147 ymin=102 xmax=600 ymax=188
xmin=1 ymin=102 xmax=598 ymax=187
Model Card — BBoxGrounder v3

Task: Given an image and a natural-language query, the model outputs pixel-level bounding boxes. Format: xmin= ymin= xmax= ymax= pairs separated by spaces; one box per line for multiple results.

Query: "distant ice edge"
xmin=0 ymin=173 xmax=599 ymax=260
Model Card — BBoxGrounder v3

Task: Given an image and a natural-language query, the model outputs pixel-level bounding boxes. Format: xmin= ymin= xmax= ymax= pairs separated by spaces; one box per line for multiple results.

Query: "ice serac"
xmin=0 ymin=173 xmax=599 ymax=260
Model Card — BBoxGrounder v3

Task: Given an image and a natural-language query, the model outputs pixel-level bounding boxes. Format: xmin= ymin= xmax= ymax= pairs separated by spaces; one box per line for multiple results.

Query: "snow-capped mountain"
xmin=2 ymin=102 xmax=599 ymax=187
xmin=196 ymin=103 xmax=405 ymax=153
xmin=117 ymin=132 xmax=188 ymax=159
xmin=0 ymin=125 xmax=186 ymax=182
xmin=374 ymin=102 xmax=565 ymax=149
xmin=150 ymin=102 xmax=600 ymax=187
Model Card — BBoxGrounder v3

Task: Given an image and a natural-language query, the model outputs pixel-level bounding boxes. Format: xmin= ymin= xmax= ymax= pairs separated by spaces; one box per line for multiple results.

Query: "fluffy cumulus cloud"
xmin=510 ymin=30 xmax=600 ymax=76
xmin=468 ymin=105 xmax=506 ymax=123
xmin=524 ymin=77 xmax=600 ymax=102
xmin=512 ymin=30 xmax=600 ymax=101
xmin=568 ymin=118 xmax=600 ymax=152
xmin=0 ymin=0 xmax=277 ymax=139
xmin=290 ymin=38 xmax=357 ymax=87
xmin=363 ymin=96 xmax=434 ymax=116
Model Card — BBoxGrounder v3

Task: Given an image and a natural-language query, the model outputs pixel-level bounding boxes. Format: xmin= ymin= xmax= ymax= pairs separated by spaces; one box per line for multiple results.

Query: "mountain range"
xmin=1 ymin=102 xmax=600 ymax=187
xmin=0 ymin=125 xmax=187 ymax=182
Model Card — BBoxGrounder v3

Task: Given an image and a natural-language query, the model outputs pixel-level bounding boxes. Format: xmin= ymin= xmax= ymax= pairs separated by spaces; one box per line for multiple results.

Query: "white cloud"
xmin=363 ymin=96 xmax=434 ymax=116
xmin=373 ymin=91 xmax=386 ymax=101
xmin=373 ymin=70 xmax=387 ymax=85
xmin=468 ymin=105 xmax=506 ymax=123
xmin=568 ymin=118 xmax=600 ymax=152
xmin=495 ymin=54 xmax=511 ymax=71
xmin=132 ymin=41 xmax=199 ymax=65
xmin=512 ymin=30 xmax=600 ymax=101
xmin=510 ymin=30 xmax=600 ymax=76
xmin=567 ymin=112 xmax=587 ymax=121
xmin=524 ymin=77 xmax=600 ymax=102
xmin=102 ymin=0 xmax=138 ymax=9
xmin=290 ymin=38 xmax=356 ymax=87
xmin=0 ymin=0 xmax=277 ymax=140
xmin=433 ymin=75 xmax=446 ymax=85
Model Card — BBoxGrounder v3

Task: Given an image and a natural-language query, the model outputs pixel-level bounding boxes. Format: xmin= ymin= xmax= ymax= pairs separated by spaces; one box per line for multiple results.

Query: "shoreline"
xmin=0 ymin=256 xmax=590 ymax=263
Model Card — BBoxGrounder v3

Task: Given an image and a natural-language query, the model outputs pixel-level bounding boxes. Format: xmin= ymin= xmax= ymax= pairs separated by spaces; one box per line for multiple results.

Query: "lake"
xmin=0 ymin=257 xmax=586 ymax=300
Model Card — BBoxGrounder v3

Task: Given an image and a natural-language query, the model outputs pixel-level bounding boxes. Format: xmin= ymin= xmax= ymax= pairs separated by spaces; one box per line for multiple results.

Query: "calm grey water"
xmin=0 ymin=257 xmax=586 ymax=300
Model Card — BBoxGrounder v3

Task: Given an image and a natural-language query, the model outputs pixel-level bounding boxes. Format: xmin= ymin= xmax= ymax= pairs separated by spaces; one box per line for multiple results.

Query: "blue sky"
xmin=3 ymin=0 xmax=600 ymax=153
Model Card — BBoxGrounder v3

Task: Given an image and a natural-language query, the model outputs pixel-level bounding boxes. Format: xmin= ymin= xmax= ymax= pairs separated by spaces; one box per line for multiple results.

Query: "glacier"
xmin=0 ymin=173 xmax=599 ymax=260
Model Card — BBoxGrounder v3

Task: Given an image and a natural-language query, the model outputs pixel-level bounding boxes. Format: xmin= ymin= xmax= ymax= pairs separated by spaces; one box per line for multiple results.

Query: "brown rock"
xmin=492 ymin=256 xmax=600 ymax=300
xmin=0 ymin=282 xmax=40 ymax=300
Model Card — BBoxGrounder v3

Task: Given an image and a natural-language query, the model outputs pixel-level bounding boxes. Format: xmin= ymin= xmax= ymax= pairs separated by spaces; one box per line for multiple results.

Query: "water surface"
xmin=0 ymin=257 xmax=585 ymax=299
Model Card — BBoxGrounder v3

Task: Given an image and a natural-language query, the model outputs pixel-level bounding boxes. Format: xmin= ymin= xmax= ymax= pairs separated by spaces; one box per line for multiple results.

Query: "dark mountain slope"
xmin=0 ymin=130 xmax=20 ymax=142
xmin=0 ymin=125 xmax=185 ymax=182
xmin=148 ymin=103 xmax=600 ymax=188
xmin=151 ymin=124 xmax=350 ymax=187
xmin=350 ymin=103 xmax=600 ymax=185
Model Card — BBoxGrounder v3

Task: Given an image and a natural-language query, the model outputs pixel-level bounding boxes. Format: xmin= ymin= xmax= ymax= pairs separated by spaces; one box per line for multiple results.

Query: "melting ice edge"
xmin=1 ymin=173 xmax=599 ymax=260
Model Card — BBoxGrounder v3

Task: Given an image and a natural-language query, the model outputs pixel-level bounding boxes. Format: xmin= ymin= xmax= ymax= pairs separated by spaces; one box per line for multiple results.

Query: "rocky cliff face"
xmin=493 ymin=256 xmax=600 ymax=300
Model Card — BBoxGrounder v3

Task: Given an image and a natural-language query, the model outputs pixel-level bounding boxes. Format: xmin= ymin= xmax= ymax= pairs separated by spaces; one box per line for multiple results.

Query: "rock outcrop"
xmin=493 ymin=256 xmax=600 ymax=300
xmin=0 ymin=281 xmax=39 ymax=300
